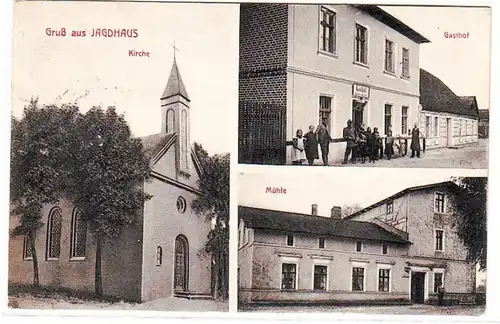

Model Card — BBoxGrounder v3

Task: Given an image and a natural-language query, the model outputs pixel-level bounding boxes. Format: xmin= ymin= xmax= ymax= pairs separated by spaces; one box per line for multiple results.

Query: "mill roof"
xmin=239 ymin=206 xmax=410 ymax=244
xmin=345 ymin=181 xmax=460 ymax=220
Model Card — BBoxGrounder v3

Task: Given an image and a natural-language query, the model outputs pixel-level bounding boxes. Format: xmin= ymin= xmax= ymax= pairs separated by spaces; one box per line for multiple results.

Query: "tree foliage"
xmin=10 ymin=102 xmax=152 ymax=295
xmin=10 ymin=99 xmax=80 ymax=285
xmin=342 ymin=204 xmax=362 ymax=218
xmin=191 ymin=142 xmax=229 ymax=299
xmin=450 ymin=177 xmax=487 ymax=270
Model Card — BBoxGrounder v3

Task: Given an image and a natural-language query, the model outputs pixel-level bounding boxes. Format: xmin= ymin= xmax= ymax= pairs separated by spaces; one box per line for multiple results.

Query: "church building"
xmin=9 ymin=58 xmax=213 ymax=302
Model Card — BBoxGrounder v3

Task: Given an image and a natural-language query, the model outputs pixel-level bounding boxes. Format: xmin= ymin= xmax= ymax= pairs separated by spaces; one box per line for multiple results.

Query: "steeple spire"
xmin=161 ymin=58 xmax=190 ymax=101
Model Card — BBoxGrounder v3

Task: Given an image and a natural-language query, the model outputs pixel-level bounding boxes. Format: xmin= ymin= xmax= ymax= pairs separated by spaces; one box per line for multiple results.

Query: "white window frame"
xmin=434 ymin=116 xmax=439 ymax=137
xmin=383 ymin=38 xmax=395 ymax=74
xmin=434 ymin=229 xmax=445 ymax=252
xmin=312 ymin=259 xmax=330 ymax=291
xmin=318 ymin=237 xmax=326 ymax=249
xmin=401 ymin=47 xmax=410 ymax=79
xmin=386 ymin=201 xmax=393 ymax=215
xmin=319 ymin=94 xmax=334 ymax=135
xmin=353 ymin=22 xmax=369 ymax=67
xmin=286 ymin=234 xmax=295 ymax=247
xmin=376 ymin=263 xmax=392 ymax=292
xmin=280 ymin=258 xmax=299 ymax=290
xmin=433 ymin=268 xmax=445 ymax=293
xmin=384 ymin=102 xmax=394 ymax=136
xmin=401 ymin=106 xmax=409 ymax=135
xmin=350 ymin=261 xmax=368 ymax=292
xmin=382 ymin=244 xmax=388 ymax=255
xmin=434 ymin=191 xmax=447 ymax=214
xmin=318 ymin=6 xmax=338 ymax=58
xmin=355 ymin=241 xmax=363 ymax=253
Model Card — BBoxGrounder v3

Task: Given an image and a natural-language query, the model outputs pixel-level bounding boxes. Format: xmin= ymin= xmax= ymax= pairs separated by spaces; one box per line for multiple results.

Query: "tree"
xmin=191 ymin=143 xmax=229 ymax=299
xmin=450 ymin=177 xmax=487 ymax=270
xmin=68 ymin=106 xmax=152 ymax=297
xmin=342 ymin=204 xmax=362 ymax=218
xmin=10 ymin=99 xmax=79 ymax=286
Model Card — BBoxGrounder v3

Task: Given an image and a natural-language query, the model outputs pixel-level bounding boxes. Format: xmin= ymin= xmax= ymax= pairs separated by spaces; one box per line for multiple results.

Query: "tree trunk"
xmin=95 ymin=233 xmax=103 ymax=298
xmin=213 ymin=251 xmax=219 ymax=299
xmin=30 ymin=231 xmax=40 ymax=287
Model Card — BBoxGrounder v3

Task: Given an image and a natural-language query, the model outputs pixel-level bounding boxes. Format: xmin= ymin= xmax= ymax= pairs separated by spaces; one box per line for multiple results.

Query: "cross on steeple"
xmin=171 ymin=41 xmax=180 ymax=60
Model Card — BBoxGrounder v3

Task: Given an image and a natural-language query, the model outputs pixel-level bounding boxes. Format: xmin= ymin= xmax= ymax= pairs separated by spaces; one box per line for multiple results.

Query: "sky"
xmin=381 ymin=6 xmax=491 ymax=111
xmin=11 ymin=3 xmax=490 ymax=155
xmin=11 ymin=1 xmax=239 ymax=155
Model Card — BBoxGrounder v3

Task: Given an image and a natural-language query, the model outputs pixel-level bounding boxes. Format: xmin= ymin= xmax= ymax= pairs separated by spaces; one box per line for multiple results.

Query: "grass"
xmin=8 ymin=283 xmax=141 ymax=304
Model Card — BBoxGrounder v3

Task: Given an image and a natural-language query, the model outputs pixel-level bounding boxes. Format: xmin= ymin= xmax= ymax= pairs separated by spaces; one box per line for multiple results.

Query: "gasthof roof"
xmin=420 ymin=69 xmax=479 ymax=118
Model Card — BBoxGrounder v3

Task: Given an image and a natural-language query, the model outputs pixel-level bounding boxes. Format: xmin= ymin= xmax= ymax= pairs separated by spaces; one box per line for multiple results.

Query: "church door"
xmin=174 ymin=235 xmax=189 ymax=292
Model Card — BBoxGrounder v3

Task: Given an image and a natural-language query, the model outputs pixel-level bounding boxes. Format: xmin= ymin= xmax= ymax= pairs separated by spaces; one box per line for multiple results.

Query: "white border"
xmin=1 ymin=0 xmax=500 ymax=323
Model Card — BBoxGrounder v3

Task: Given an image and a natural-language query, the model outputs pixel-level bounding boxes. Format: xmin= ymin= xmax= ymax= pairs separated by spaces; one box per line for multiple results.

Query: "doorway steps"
xmin=174 ymin=291 xmax=214 ymax=300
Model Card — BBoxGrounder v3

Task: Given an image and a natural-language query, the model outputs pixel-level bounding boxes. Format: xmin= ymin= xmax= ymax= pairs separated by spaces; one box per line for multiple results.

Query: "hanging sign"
xmin=353 ymin=84 xmax=370 ymax=99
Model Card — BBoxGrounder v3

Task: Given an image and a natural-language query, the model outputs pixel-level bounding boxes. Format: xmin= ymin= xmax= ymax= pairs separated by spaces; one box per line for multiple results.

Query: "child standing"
xmin=292 ymin=129 xmax=306 ymax=165
xmin=385 ymin=130 xmax=395 ymax=160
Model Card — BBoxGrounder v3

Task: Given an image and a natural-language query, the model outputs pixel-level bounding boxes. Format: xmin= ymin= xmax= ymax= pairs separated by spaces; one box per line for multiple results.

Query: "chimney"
xmin=311 ymin=204 xmax=318 ymax=216
xmin=331 ymin=206 xmax=342 ymax=219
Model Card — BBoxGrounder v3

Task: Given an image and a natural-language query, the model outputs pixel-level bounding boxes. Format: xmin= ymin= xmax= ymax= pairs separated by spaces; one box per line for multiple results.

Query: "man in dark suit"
xmin=342 ymin=120 xmax=357 ymax=164
xmin=316 ymin=120 xmax=332 ymax=166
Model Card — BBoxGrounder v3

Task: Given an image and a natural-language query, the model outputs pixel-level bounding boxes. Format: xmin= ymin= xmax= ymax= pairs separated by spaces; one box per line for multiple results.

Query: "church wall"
xmin=141 ymin=177 xmax=212 ymax=301
xmin=152 ymin=144 xmax=201 ymax=190
xmin=9 ymin=199 xmax=96 ymax=292
xmin=101 ymin=206 xmax=144 ymax=302
xmin=8 ymin=197 xmax=143 ymax=302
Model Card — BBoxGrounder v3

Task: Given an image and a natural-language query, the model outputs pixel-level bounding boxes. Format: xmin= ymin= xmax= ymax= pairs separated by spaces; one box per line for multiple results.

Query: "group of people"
xmin=291 ymin=119 xmax=422 ymax=166
xmin=291 ymin=123 xmax=332 ymax=166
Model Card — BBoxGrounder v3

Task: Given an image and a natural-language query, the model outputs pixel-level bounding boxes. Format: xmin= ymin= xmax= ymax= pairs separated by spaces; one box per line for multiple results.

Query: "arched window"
xmin=46 ymin=207 xmax=62 ymax=260
xmin=166 ymin=109 xmax=175 ymax=133
xmin=156 ymin=246 xmax=162 ymax=266
xmin=181 ymin=109 xmax=188 ymax=169
xmin=174 ymin=235 xmax=189 ymax=291
xmin=70 ymin=208 xmax=87 ymax=259
xmin=176 ymin=196 xmax=187 ymax=213
xmin=23 ymin=234 xmax=33 ymax=260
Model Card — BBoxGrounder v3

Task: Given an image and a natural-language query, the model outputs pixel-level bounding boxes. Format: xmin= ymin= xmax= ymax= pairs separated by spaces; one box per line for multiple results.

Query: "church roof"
xmin=161 ymin=59 xmax=190 ymax=101
xmin=239 ymin=206 xmax=410 ymax=244
xmin=140 ymin=133 xmax=176 ymax=161
xmin=420 ymin=69 xmax=479 ymax=118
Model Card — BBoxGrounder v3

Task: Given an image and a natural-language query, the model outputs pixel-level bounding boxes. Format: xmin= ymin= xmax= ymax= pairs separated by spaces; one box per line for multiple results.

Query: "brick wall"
xmin=239 ymin=3 xmax=289 ymax=104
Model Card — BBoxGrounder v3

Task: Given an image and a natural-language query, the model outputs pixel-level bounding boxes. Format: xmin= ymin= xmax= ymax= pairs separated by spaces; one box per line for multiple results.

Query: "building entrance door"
xmin=411 ymin=271 xmax=426 ymax=304
xmin=174 ymin=235 xmax=189 ymax=292
xmin=352 ymin=100 xmax=366 ymax=130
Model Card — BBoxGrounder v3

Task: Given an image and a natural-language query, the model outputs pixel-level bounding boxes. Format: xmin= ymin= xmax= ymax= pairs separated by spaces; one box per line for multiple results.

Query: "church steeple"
xmin=161 ymin=55 xmax=191 ymax=175
xmin=161 ymin=59 xmax=190 ymax=102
